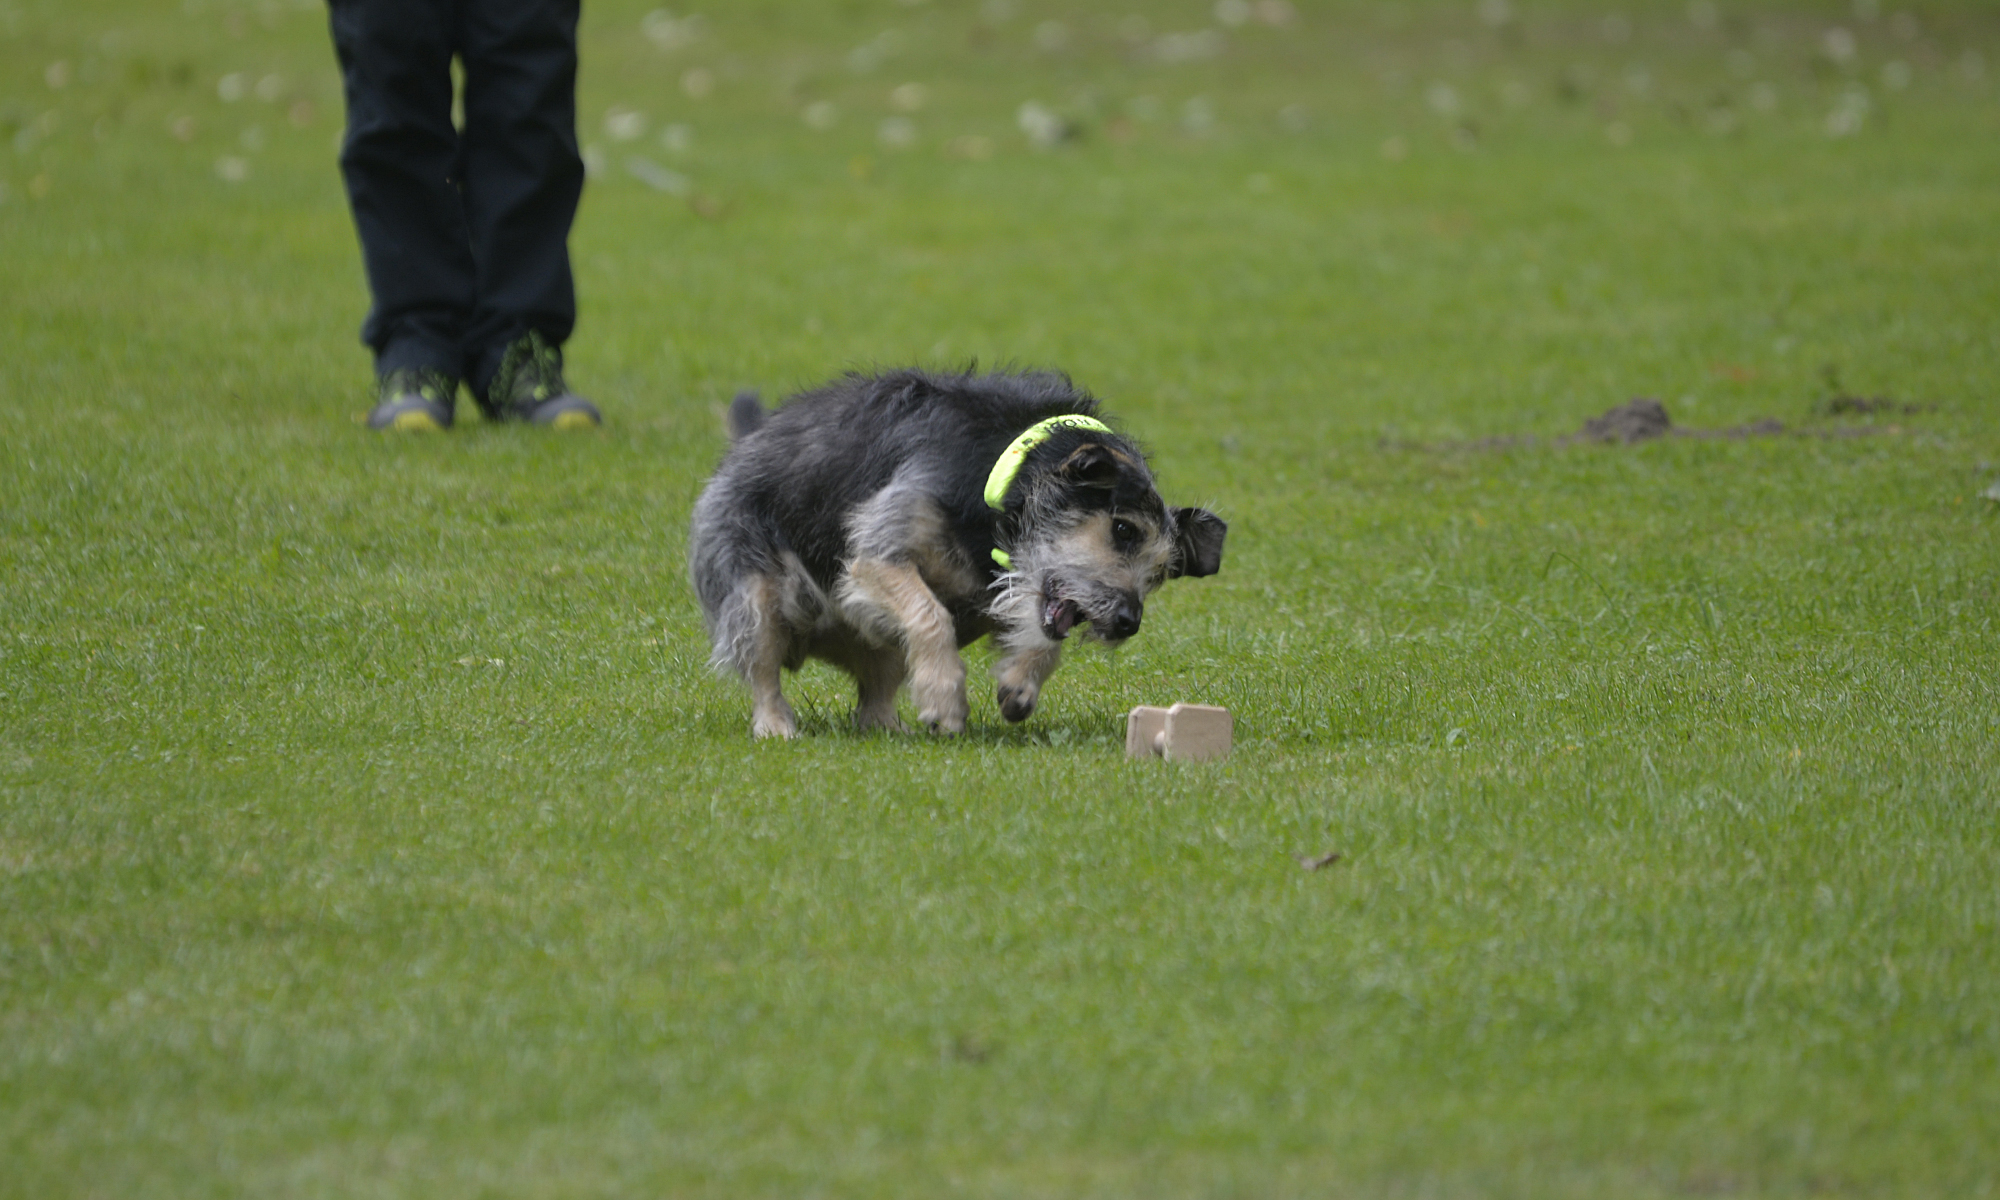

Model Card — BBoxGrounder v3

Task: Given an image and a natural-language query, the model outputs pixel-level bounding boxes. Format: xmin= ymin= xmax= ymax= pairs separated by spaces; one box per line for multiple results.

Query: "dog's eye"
xmin=1111 ymin=518 xmax=1139 ymax=546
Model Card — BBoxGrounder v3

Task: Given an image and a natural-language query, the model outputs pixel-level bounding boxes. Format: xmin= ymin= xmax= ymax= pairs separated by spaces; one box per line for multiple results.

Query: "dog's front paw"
xmin=752 ymin=701 xmax=798 ymax=739
xmin=912 ymin=662 xmax=969 ymax=735
xmin=996 ymin=683 xmax=1038 ymax=723
xmin=919 ymin=708 xmax=967 ymax=736
xmin=917 ymin=693 xmax=968 ymax=735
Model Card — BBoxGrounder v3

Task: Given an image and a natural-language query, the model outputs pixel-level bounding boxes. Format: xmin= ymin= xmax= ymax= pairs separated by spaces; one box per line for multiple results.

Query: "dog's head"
xmin=1007 ymin=437 xmax=1226 ymax=645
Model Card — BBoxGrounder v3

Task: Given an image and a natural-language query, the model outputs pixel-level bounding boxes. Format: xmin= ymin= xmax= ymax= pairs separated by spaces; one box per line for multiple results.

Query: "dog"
xmin=688 ymin=367 xmax=1226 ymax=738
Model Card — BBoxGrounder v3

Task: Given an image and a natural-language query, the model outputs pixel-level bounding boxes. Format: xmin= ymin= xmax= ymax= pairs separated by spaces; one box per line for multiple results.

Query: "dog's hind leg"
xmin=852 ymin=648 xmax=907 ymax=732
xmin=993 ymin=633 xmax=1064 ymax=724
xmin=841 ymin=560 xmax=968 ymax=734
xmin=813 ymin=635 xmax=907 ymax=732
xmin=737 ymin=574 xmax=797 ymax=739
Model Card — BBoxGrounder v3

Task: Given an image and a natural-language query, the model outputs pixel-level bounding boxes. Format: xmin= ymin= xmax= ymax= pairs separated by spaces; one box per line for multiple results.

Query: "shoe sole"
xmin=386 ymin=410 xmax=448 ymax=432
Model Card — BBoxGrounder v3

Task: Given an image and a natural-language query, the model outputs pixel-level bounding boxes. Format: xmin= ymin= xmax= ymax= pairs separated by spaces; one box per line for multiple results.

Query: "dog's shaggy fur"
xmin=689 ymin=368 xmax=1226 ymax=737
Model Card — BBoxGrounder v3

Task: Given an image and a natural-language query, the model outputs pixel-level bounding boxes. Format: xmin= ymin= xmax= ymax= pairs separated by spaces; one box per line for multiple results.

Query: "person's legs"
xmin=458 ymin=0 xmax=585 ymax=402
xmin=328 ymin=0 xmax=474 ymax=383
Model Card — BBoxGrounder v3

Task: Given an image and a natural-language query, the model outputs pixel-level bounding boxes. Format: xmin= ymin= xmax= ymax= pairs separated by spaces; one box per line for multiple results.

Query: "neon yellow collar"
xmin=984 ymin=413 xmax=1112 ymax=569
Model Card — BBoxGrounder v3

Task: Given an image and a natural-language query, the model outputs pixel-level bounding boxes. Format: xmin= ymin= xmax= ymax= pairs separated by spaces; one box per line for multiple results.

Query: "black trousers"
xmin=328 ymin=0 xmax=583 ymax=394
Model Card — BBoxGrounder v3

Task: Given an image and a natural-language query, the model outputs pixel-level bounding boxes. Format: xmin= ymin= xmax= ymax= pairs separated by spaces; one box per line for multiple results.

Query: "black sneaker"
xmin=366 ymin=368 xmax=457 ymax=432
xmin=487 ymin=331 xmax=602 ymax=429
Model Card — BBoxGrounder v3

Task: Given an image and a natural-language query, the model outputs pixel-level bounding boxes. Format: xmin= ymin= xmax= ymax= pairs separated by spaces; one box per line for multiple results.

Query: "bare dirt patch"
xmin=1409 ymin=396 xmax=1917 ymax=454
xmin=1819 ymin=393 xmax=1936 ymax=417
xmin=1813 ymin=367 xmax=1936 ymax=418
xmin=1568 ymin=398 xmax=1792 ymax=446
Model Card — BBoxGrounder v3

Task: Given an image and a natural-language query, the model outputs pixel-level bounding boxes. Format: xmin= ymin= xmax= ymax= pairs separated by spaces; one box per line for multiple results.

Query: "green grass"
xmin=4 ymin=0 xmax=2000 ymax=1195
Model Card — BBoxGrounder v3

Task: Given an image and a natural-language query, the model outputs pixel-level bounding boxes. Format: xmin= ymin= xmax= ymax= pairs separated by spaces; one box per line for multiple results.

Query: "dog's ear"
xmin=1169 ymin=507 xmax=1227 ymax=578
xmin=1059 ymin=443 xmax=1120 ymax=490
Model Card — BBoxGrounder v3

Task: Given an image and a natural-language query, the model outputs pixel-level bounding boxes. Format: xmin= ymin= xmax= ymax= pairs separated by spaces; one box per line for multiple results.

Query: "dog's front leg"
xmin=842 ymin=559 xmax=968 ymax=734
xmin=993 ymin=629 xmax=1064 ymax=723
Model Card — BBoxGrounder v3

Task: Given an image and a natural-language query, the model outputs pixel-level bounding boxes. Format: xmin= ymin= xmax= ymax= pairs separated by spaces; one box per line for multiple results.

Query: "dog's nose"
xmin=1104 ymin=597 xmax=1143 ymax=641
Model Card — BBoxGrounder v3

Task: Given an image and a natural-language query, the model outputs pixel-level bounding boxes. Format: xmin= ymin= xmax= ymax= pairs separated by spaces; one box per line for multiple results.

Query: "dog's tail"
xmin=727 ymin=391 xmax=766 ymax=440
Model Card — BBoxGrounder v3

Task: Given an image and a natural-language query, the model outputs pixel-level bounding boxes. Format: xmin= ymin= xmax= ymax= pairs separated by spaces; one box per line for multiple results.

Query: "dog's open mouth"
xmin=1041 ymin=591 xmax=1083 ymax=640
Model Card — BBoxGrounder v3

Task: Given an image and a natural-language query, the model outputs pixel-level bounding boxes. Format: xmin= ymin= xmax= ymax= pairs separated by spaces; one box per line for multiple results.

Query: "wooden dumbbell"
xmin=1125 ymin=703 xmax=1233 ymax=762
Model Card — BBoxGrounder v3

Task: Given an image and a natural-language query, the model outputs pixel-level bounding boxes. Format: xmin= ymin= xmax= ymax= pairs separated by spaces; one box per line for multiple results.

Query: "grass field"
xmin=5 ymin=0 xmax=2000 ymax=1195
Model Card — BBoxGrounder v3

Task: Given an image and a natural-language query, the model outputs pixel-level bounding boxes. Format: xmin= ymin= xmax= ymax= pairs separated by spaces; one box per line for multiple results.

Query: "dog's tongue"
xmin=1042 ymin=596 xmax=1080 ymax=639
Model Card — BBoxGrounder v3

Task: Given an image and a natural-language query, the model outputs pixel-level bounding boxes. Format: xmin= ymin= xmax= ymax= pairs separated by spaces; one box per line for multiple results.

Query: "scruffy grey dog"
xmin=688 ymin=368 xmax=1226 ymax=738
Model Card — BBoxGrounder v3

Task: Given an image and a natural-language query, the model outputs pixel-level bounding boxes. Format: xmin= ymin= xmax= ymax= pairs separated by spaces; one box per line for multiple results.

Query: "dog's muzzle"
xmin=1040 ymin=582 xmax=1142 ymax=643
xmin=1101 ymin=597 xmax=1142 ymax=642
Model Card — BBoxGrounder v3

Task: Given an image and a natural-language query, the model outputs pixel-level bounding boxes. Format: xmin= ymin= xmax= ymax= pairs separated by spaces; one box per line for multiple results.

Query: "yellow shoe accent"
xmin=389 ymin=410 xmax=446 ymax=432
xmin=550 ymin=410 xmax=599 ymax=430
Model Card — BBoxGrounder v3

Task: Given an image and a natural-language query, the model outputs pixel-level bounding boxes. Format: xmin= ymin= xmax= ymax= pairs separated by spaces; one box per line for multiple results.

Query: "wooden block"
xmin=1163 ymin=703 xmax=1232 ymax=762
xmin=1126 ymin=706 xmax=1169 ymax=758
xmin=1126 ymin=703 xmax=1232 ymax=762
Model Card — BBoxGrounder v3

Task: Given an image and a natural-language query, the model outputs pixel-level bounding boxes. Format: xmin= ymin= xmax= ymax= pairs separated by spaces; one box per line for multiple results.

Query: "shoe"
xmin=366 ymin=368 xmax=457 ymax=432
xmin=486 ymin=331 xmax=602 ymax=429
